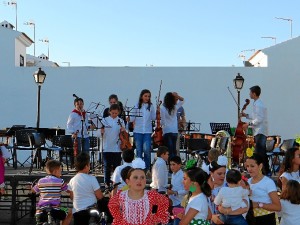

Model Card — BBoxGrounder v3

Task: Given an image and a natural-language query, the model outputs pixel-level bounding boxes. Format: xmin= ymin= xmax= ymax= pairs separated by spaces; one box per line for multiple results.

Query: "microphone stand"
xmin=80 ymin=109 xmax=85 ymax=153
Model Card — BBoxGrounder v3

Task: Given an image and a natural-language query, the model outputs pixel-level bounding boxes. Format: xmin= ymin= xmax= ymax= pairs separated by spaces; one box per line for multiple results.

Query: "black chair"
xmin=59 ymin=135 xmax=74 ymax=171
xmin=27 ymin=132 xmax=46 ymax=172
xmin=269 ymin=139 xmax=295 ymax=175
xmin=187 ymin=138 xmax=211 ymax=163
xmin=12 ymin=129 xmax=37 ymax=169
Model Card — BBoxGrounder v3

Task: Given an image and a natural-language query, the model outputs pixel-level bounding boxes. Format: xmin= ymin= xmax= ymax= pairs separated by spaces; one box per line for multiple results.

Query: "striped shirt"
xmin=33 ymin=175 xmax=67 ymax=208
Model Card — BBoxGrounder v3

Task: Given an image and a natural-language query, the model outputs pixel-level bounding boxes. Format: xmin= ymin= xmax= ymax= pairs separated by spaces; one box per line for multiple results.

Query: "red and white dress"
xmin=108 ymin=190 xmax=169 ymax=225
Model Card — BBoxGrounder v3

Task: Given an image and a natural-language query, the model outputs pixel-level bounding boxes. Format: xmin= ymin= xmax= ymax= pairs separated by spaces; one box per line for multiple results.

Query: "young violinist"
xmin=101 ymin=104 xmax=125 ymax=185
xmin=130 ymin=89 xmax=156 ymax=172
xmin=67 ymin=98 xmax=94 ymax=153
xmin=241 ymin=85 xmax=270 ymax=175
xmin=160 ymin=92 xmax=184 ymax=158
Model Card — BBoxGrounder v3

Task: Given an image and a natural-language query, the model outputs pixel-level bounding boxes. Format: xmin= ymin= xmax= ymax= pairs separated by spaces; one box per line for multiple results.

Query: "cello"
xmin=232 ymin=99 xmax=250 ymax=164
xmin=152 ymin=80 xmax=164 ymax=146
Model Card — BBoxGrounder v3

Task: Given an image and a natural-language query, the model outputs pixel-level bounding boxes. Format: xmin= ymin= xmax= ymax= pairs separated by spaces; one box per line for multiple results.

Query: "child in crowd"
xmin=32 ymin=160 xmax=72 ymax=225
xmin=111 ymin=149 xmax=135 ymax=195
xmin=150 ymin=146 xmax=169 ymax=193
xmin=0 ymin=145 xmax=11 ymax=194
xmin=201 ymin=148 xmax=220 ymax=174
xmin=167 ymin=156 xmax=187 ymax=225
xmin=68 ymin=152 xmax=103 ymax=225
xmin=101 ymin=103 xmax=125 ymax=185
xmin=279 ymin=180 xmax=300 ymax=225
xmin=214 ymin=169 xmax=249 ymax=225
xmin=179 ymin=167 xmax=211 ymax=225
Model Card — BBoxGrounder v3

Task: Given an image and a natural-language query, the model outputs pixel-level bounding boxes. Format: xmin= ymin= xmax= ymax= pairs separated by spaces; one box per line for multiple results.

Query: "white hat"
xmin=217 ymin=155 xmax=228 ymax=167
xmin=132 ymin=158 xmax=146 ymax=169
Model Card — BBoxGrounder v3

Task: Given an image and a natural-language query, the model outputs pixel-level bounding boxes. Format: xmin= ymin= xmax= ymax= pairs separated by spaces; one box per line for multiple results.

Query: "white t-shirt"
xmin=150 ymin=157 xmax=168 ymax=192
xmin=249 ymin=176 xmax=277 ymax=203
xmin=111 ymin=162 xmax=132 ymax=190
xmin=68 ymin=173 xmax=100 ymax=213
xmin=0 ymin=146 xmax=11 ymax=159
xmin=161 ymin=100 xmax=184 ymax=134
xmin=279 ymin=199 xmax=300 ymax=225
xmin=280 ymin=171 xmax=300 ymax=183
xmin=102 ymin=116 xmax=124 ymax=152
xmin=185 ymin=193 xmax=209 ymax=220
xmin=214 ymin=186 xmax=249 ymax=211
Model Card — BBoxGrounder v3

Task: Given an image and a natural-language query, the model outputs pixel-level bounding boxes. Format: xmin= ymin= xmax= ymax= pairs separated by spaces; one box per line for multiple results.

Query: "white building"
xmin=0 ymin=21 xmax=300 ymax=140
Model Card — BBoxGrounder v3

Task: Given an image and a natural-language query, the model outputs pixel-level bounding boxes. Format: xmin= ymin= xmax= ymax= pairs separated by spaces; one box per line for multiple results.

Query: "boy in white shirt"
xmin=214 ymin=169 xmax=249 ymax=225
xmin=167 ymin=156 xmax=187 ymax=225
xmin=150 ymin=146 xmax=169 ymax=193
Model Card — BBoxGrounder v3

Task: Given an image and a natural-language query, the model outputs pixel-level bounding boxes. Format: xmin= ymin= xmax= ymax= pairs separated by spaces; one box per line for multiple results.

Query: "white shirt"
xmin=278 ymin=199 xmax=300 ymax=225
xmin=161 ymin=100 xmax=184 ymax=134
xmin=249 ymin=176 xmax=277 ymax=203
xmin=246 ymin=98 xmax=268 ymax=136
xmin=0 ymin=145 xmax=11 ymax=159
xmin=66 ymin=111 xmax=90 ymax=138
xmin=131 ymin=103 xmax=156 ymax=134
xmin=102 ymin=116 xmax=123 ymax=152
xmin=214 ymin=186 xmax=249 ymax=211
xmin=185 ymin=193 xmax=209 ymax=220
xmin=150 ymin=157 xmax=168 ymax=192
xmin=169 ymin=169 xmax=188 ymax=206
xmin=111 ymin=162 xmax=132 ymax=190
xmin=68 ymin=173 xmax=100 ymax=213
xmin=280 ymin=171 xmax=300 ymax=183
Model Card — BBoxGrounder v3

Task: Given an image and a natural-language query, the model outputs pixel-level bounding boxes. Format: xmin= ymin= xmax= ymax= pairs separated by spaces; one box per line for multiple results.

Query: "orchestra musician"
xmin=241 ymin=85 xmax=271 ymax=176
xmin=67 ymin=97 xmax=94 ymax=153
xmin=160 ymin=92 xmax=184 ymax=158
xmin=102 ymin=94 xmax=125 ymax=121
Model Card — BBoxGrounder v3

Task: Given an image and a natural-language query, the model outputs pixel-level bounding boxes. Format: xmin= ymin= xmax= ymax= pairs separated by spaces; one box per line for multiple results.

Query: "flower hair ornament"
xmin=185 ymin=159 xmax=197 ymax=170
xmin=246 ymin=146 xmax=255 ymax=158
xmin=132 ymin=158 xmax=146 ymax=169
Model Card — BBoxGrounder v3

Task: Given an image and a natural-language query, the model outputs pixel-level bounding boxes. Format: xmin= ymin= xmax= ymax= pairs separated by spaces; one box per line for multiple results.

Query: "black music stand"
xmin=5 ymin=125 xmax=26 ymax=136
xmin=210 ymin=123 xmax=232 ymax=136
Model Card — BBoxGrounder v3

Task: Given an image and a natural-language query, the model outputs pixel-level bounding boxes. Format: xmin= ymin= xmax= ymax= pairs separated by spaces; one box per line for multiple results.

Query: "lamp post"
xmin=33 ymin=68 xmax=46 ymax=128
xmin=39 ymin=38 xmax=49 ymax=59
xmin=233 ymin=73 xmax=245 ymax=120
xmin=261 ymin=36 xmax=276 ymax=45
xmin=275 ymin=17 xmax=293 ymax=39
xmin=24 ymin=21 xmax=36 ymax=56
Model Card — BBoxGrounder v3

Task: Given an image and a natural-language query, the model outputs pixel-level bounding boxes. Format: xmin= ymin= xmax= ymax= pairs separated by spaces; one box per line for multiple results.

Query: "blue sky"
xmin=1 ymin=0 xmax=299 ymax=67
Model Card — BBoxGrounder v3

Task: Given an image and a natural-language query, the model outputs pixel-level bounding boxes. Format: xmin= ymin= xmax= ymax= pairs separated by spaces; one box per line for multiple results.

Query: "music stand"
xmin=5 ymin=125 xmax=26 ymax=136
xmin=210 ymin=123 xmax=232 ymax=136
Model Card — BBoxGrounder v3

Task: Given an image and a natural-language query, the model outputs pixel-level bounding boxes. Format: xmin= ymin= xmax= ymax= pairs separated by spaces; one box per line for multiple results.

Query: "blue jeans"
xmin=255 ymin=134 xmax=270 ymax=174
xmin=219 ymin=214 xmax=248 ymax=225
xmin=163 ymin=133 xmax=178 ymax=158
xmin=103 ymin=152 xmax=122 ymax=185
xmin=134 ymin=133 xmax=152 ymax=170
xmin=76 ymin=137 xmax=90 ymax=153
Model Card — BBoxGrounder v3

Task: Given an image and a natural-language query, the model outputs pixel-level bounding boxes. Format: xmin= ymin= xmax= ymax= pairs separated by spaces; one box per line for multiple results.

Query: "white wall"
xmin=14 ymin=38 xmax=27 ymax=67
xmin=1 ymin=33 xmax=300 ymax=140
xmin=0 ymin=27 xmax=16 ymax=67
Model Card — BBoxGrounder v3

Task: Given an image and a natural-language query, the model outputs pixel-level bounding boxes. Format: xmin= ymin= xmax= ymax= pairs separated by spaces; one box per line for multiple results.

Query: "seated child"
xmin=32 ymin=160 xmax=72 ymax=225
xmin=201 ymin=148 xmax=220 ymax=174
xmin=68 ymin=152 xmax=103 ymax=225
xmin=150 ymin=146 xmax=169 ymax=193
xmin=214 ymin=169 xmax=249 ymax=225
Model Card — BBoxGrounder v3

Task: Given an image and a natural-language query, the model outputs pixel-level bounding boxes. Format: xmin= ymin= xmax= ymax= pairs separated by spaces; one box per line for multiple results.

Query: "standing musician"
xmin=102 ymin=94 xmax=125 ymax=121
xmin=101 ymin=104 xmax=124 ymax=186
xmin=67 ymin=97 xmax=94 ymax=153
xmin=130 ymin=89 xmax=156 ymax=172
xmin=241 ymin=85 xmax=270 ymax=176
xmin=161 ymin=92 xmax=184 ymax=158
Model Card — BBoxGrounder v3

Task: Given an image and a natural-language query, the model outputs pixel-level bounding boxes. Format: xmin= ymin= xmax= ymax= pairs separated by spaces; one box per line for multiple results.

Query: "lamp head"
xmin=33 ymin=68 xmax=46 ymax=85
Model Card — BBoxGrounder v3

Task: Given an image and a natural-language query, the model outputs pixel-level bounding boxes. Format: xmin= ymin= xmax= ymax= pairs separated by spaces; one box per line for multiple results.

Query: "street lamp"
xmin=33 ymin=68 xmax=46 ymax=128
xmin=4 ymin=1 xmax=17 ymax=30
xmin=261 ymin=36 xmax=276 ymax=45
xmin=233 ymin=73 xmax=245 ymax=119
xmin=39 ymin=38 xmax=49 ymax=59
xmin=275 ymin=17 xmax=293 ymax=39
xmin=24 ymin=21 xmax=36 ymax=56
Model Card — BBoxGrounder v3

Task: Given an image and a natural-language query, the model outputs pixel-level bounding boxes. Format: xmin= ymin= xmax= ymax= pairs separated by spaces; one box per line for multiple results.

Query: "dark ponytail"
xmin=186 ymin=167 xmax=211 ymax=197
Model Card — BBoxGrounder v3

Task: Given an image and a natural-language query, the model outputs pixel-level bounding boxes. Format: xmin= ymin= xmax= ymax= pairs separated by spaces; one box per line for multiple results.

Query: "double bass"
xmin=232 ymin=99 xmax=250 ymax=164
xmin=152 ymin=81 xmax=164 ymax=146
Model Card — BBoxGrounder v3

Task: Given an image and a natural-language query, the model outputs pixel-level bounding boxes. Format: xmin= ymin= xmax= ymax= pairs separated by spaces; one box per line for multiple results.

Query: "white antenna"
xmin=275 ymin=17 xmax=293 ymax=39
xmin=3 ymin=1 xmax=17 ymax=30
xmin=39 ymin=38 xmax=50 ymax=59
xmin=24 ymin=20 xmax=36 ymax=56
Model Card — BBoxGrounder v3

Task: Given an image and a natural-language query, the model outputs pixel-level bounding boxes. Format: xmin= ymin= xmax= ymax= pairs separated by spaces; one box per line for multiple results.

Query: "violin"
xmin=117 ymin=119 xmax=132 ymax=151
xmin=232 ymin=99 xmax=250 ymax=164
xmin=153 ymin=80 xmax=164 ymax=146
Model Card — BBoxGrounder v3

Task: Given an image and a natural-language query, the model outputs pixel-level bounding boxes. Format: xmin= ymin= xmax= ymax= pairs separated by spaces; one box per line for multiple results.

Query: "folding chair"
xmin=59 ymin=135 xmax=74 ymax=171
xmin=12 ymin=129 xmax=37 ymax=169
